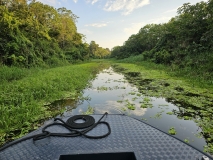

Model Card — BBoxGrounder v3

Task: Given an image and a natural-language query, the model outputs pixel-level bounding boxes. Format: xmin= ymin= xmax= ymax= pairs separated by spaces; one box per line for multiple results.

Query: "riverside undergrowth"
xmin=112 ymin=62 xmax=213 ymax=154
xmin=0 ymin=62 xmax=109 ymax=146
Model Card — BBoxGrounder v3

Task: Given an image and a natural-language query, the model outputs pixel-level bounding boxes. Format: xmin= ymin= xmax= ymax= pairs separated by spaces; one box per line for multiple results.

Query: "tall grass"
xmin=0 ymin=62 xmax=109 ymax=145
xmin=114 ymin=55 xmax=213 ymax=88
xmin=0 ymin=66 xmax=32 ymax=82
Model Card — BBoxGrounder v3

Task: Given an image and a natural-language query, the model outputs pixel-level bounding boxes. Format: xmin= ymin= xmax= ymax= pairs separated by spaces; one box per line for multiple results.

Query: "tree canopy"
xmin=0 ymin=0 xmax=110 ymax=67
xmin=111 ymin=0 xmax=213 ymax=75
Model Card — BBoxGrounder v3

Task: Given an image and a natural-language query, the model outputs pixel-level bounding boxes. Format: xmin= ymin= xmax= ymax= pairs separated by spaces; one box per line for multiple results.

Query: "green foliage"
xmin=111 ymin=0 xmax=213 ymax=83
xmin=0 ymin=65 xmax=31 ymax=82
xmin=117 ymin=55 xmax=144 ymax=63
xmin=97 ymin=86 xmax=108 ymax=91
xmin=82 ymin=105 xmax=94 ymax=115
xmin=184 ymin=139 xmax=189 ymax=143
xmin=153 ymin=50 xmax=171 ymax=64
xmin=89 ymin=41 xmax=111 ymax=59
xmin=0 ymin=62 xmax=105 ymax=146
xmin=166 ymin=112 xmax=173 ymax=115
xmin=126 ymin=102 xmax=136 ymax=110
xmin=112 ymin=62 xmax=213 ymax=153
xmin=168 ymin=127 xmax=177 ymax=135
xmin=0 ymin=1 xmax=101 ymax=67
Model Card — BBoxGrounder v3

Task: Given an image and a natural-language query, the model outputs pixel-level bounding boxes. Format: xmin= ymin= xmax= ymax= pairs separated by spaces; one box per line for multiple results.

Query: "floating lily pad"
xmin=166 ymin=112 xmax=173 ymax=115
xmin=168 ymin=127 xmax=177 ymax=135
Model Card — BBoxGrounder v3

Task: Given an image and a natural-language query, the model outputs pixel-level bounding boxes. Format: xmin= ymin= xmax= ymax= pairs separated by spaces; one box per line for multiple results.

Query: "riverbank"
xmin=1 ymin=60 xmax=212 ymax=154
xmin=111 ymin=61 xmax=213 ymax=154
xmin=0 ymin=62 xmax=109 ymax=146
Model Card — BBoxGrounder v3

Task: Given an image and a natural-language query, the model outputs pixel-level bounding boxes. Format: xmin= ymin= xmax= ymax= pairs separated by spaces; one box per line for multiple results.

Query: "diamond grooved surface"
xmin=0 ymin=115 xmax=210 ymax=160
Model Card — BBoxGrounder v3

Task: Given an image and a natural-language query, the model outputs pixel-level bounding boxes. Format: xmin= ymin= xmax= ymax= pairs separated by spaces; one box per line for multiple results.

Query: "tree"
xmin=56 ymin=8 xmax=78 ymax=48
xmin=89 ymin=41 xmax=99 ymax=58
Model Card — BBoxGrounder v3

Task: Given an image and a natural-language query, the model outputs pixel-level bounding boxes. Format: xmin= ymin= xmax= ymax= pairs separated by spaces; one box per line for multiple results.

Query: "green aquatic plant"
xmin=137 ymin=93 xmax=141 ymax=97
xmin=79 ymin=95 xmax=91 ymax=102
xmin=177 ymin=116 xmax=183 ymax=120
xmin=129 ymin=92 xmax=136 ymax=95
xmin=126 ymin=103 xmax=136 ymax=110
xmin=114 ymin=86 xmax=120 ymax=89
xmin=184 ymin=139 xmax=189 ymax=143
xmin=183 ymin=116 xmax=191 ymax=120
xmin=168 ymin=127 xmax=177 ymax=135
xmin=117 ymin=100 xmax=123 ymax=103
xmin=166 ymin=112 xmax=173 ymax=115
xmin=204 ymin=144 xmax=213 ymax=153
xmin=143 ymin=97 xmax=151 ymax=103
xmin=132 ymin=97 xmax=138 ymax=101
xmin=153 ymin=110 xmax=164 ymax=119
xmin=82 ymin=106 xmax=94 ymax=115
xmin=141 ymin=103 xmax=148 ymax=108
xmin=121 ymin=107 xmax=127 ymax=111
xmin=154 ymin=112 xmax=162 ymax=119
xmin=97 ymin=86 xmax=108 ymax=91
xmin=139 ymin=96 xmax=153 ymax=108
xmin=140 ymin=103 xmax=153 ymax=108
xmin=195 ymin=133 xmax=203 ymax=138
xmin=112 ymin=63 xmax=213 ymax=154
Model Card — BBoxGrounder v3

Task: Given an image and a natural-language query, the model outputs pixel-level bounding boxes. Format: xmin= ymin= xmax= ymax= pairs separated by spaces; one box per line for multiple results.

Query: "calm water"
xmin=53 ymin=67 xmax=206 ymax=151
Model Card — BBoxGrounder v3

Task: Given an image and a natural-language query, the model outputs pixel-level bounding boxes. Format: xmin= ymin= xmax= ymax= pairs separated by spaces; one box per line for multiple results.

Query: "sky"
xmin=37 ymin=0 xmax=207 ymax=49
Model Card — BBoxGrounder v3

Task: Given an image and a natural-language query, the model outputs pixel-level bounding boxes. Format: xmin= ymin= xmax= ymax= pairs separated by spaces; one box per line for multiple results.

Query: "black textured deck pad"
xmin=0 ymin=115 xmax=210 ymax=160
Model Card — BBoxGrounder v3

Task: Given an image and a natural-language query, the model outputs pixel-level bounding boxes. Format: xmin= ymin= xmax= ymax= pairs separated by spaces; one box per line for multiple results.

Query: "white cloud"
xmin=106 ymin=101 xmax=147 ymax=116
xmin=148 ymin=16 xmax=172 ymax=24
xmin=91 ymin=0 xmax=99 ymax=4
xmin=85 ymin=0 xmax=150 ymax=15
xmin=79 ymin=29 xmax=93 ymax=35
xmin=73 ymin=0 xmax=78 ymax=3
xmin=85 ymin=23 xmax=107 ymax=27
xmin=164 ymin=8 xmax=177 ymax=14
xmin=104 ymin=0 xmax=150 ymax=15
xmin=123 ymin=16 xmax=172 ymax=36
xmin=87 ymin=0 xmax=99 ymax=5
xmin=124 ymin=22 xmax=146 ymax=34
xmin=37 ymin=0 xmax=70 ymax=5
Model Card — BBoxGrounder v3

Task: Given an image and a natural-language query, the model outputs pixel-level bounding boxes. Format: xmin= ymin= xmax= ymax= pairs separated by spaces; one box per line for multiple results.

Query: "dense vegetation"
xmin=112 ymin=62 xmax=213 ymax=153
xmin=111 ymin=0 xmax=213 ymax=84
xmin=0 ymin=0 xmax=111 ymax=147
xmin=1 ymin=0 xmax=213 ymax=155
xmin=111 ymin=0 xmax=213 ymax=153
xmin=0 ymin=62 xmax=109 ymax=146
xmin=0 ymin=0 xmax=110 ymax=67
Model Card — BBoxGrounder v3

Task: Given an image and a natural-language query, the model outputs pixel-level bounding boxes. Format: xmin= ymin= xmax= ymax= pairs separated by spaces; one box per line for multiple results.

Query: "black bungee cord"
xmin=0 ymin=112 xmax=110 ymax=152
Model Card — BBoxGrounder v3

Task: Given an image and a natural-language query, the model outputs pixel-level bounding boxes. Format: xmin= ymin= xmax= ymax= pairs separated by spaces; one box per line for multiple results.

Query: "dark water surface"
xmin=53 ymin=67 xmax=206 ymax=151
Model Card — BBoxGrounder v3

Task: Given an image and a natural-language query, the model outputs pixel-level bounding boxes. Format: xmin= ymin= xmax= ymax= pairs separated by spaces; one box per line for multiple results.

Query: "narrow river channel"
xmin=52 ymin=66 xmax=206 ymax=152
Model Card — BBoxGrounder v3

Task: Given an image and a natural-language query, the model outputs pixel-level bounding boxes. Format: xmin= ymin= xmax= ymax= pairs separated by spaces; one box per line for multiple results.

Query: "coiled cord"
xmin=0 ymin=112 xmax=110 ymax=152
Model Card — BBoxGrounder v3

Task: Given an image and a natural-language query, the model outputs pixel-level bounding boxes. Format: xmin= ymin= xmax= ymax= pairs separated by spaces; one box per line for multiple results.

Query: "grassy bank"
xmin=114 ymin=55 xmax=213 ymax=88
xmin=0 ymin=62 xmax=108 ymax=146
xmin=111 ymin=61 xmax=213 ymax=154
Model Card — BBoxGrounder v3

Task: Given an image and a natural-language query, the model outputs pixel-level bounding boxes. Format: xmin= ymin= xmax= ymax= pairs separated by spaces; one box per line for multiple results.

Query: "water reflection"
xmin=53 ymin=67 xmax=206 ymax=151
